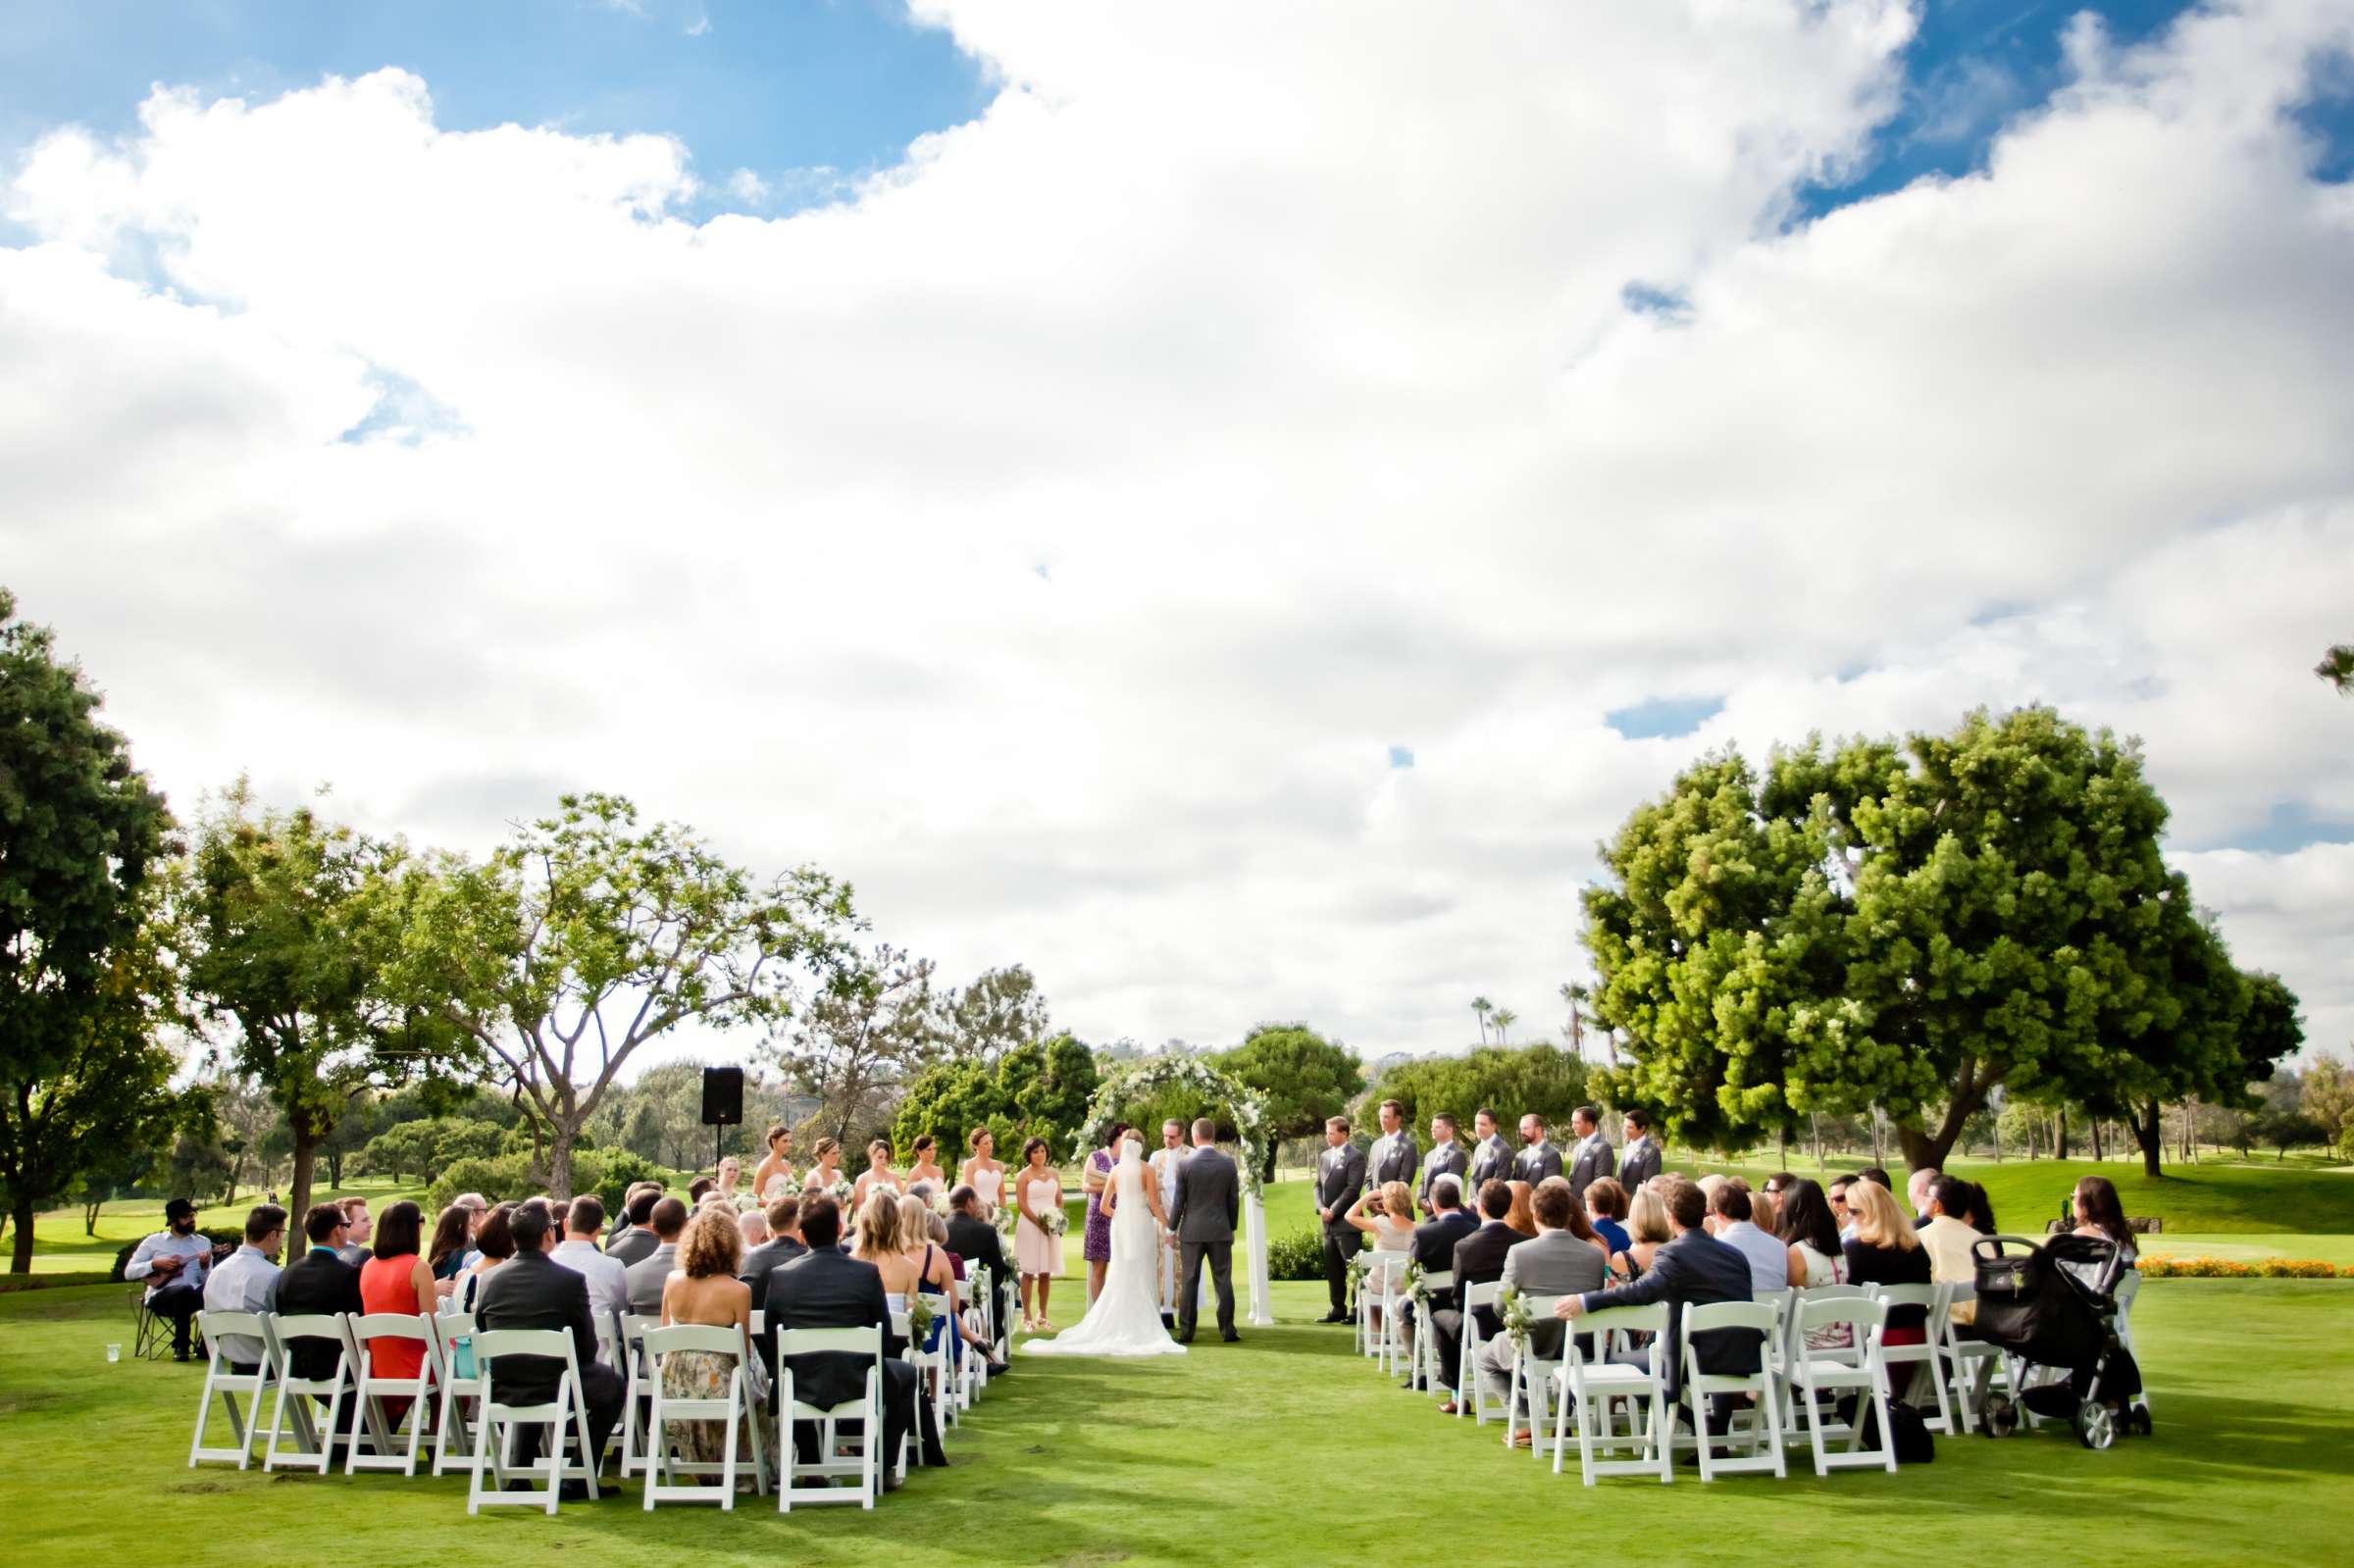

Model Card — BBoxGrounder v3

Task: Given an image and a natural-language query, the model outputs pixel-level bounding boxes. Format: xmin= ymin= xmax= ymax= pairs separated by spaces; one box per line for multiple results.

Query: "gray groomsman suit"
xmin=1316 ymin=1140 xmax=1367 ymax=1317
xmin=1466 ymin=1134 xmax=1512 ymax=1197
xmin=1567 ymin=1131 xmax=1614 ymax=1198
xmin=1512 ymin=1138 xmax=1563 ymax=1184
xmin=1617 ymin=1136 xmax=1663 ymax=1191
xmin=1171 ymin=1144 xmax=1240 ymax=1340
xmin=1364 ymin=1129 xmax=1420 ymax=1195
xmin=625 ymin=1240 xmax=679 ymax=1318
xmin=1419 ymin=1139 xmax=1469 ymax=1211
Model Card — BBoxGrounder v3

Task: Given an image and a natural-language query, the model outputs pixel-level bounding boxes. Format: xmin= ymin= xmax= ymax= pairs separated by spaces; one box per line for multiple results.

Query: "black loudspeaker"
xmin=700 ymin=1065 xmax=744 ymax=1127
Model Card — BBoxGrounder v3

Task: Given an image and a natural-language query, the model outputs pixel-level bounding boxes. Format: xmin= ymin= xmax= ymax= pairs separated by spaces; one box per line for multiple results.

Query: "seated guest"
xmin=1774 ymin=1179 xmax=1853 ymax=1351
xmin=476 ymin=1199 xmax=627 ymax=1494
xmin=1748 ymin=1188 xmax=1778 ymax=1238
xmin=127 ymin=1196 xmax=215 ymax=1361
xmin=1842 ymin=1179 xmax=1930 ymax=1344
xmin=1918 ymin=1175 xmax=1987 ymax=1326
xmin=896 ymin=1193 xmax=999 ymax=1371
xmin=1479 ymin=1178 xmax=1610 ymax=1446
xmin=358 ymin=1200 xmax=437 ymax=1418
xmin=274 ymin=1203 xmax=368 ymax=1439
xmin=1585 ymin=1178 xmax=1632 ymax=1259
xmin=742 ymin=1195 xmax=809 ymax=1307
xmin=455 ymin=1202 xmax=520 ymax=1314
xmin=942 ymin=1186 xmax=1007 ymax=1320
xmin=1612 ymin=1186 xmax=1672 ymax=1282
xmin=657 ymin=1205 xmax=758 ymax=1487
xmin=741 ymin=1209 xmax=772 ymax=1248
xmin=626 ymin=1196 xmax=691 ymax=1318
xmin=1398 ymin=1175 xmax=1476 ymax=1387
xmin=447 ymin=1193 xmax=488 ymax=1271
xmin=1707 ymin=1182 xmax=1790 ymax=1294
xmin=606 ymin=1187 xmax=664 ymax=1267
xmin=1503 ymin=1180 xmax=1538 ymax=1238
xmin=202 ymin=1204 xmax=287 ymax=1370
xmin=757 ymin=1192 xmax=945 ymax=1485
xmin=1341 ymin=1180 xmax=1418 ymax=1252
xmin=1431 ymin=1179 xmax=1526 ymax=1414
xmin=688 ymin=1177 xmax=717 ymax=1206
xmin=1828 ymin=1174 xmax=1859 ymax=1241
xmin=427 ymin=1203 xmax=473 ymax=1291
xmin=1963 ymin=1182 xmax=1999 ymax=1236
xmin=1557 ymin=1178 xmax=1760 ymax=1423
xmin=553 ymin=1195 xmax=630 ymax=1352
xmin=336 ymin=1198 xmax=374 ymax=1268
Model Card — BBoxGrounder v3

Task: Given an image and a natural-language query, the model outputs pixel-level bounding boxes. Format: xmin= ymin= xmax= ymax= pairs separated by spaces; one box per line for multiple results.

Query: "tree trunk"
xmin=1775 ymin=1126 xmax=1788 ymax=1168
xmin=546 ymin=1120 xmax=578 ymax=1202
xmin=1811 ymin=1112 xmax=1823 ymax=1170
xmin=287 ymin=1124 xmax=321 ymax=1263
xmin=8 ymin=1192 xmax=33 ymax=1274
xmin=2132 ymin=1098 xmax=2163 ymax=1179
xmin=1260 ymin=1137 xmax=1279 ymax=1186
xmin=327 ymin=1147 xmax=345 ymax=1189
xmin=83 ymin=1194 xmax=103 ymax=1235
xmin=2090 ymin=1120 xmax=2104 ymax=1162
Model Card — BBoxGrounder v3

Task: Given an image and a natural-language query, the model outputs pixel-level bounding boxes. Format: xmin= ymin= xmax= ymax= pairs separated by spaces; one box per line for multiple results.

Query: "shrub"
xmin=427 ymin=1154 xmax=534 ymax=1213
xmin=2138 ymin=1255 xmax=2350 ymax=1279
xmin=1266 ymin=1229 xmax=1332 ymax=1282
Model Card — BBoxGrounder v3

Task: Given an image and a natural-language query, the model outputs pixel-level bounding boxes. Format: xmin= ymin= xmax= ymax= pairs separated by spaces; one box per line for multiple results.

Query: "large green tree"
xmin=894 ymin=1031 xmax=1099 ymax=1161
xmin=0 ymin=590 xmax=181 ymax=1271
xmin=940 ymin=965 xmax=1050 ymax=1065
xmin=1214 ymin=1025 xmax=1361 ymax=1182
xmin=769 ymin=942 xmax=940 ymax=1147
xmin=404 ymin=792 xmax=860 ymax=1199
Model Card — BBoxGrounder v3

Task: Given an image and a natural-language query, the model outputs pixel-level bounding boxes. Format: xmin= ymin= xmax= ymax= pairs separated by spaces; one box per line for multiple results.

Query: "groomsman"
xmin=1466 ymin=1109 xmax=1513 ymax=1194
xmin=1418 ymin=1113 xmax=1469 ymax=1214
xmin=1364 ymin=1098 xmax=1419 ymax=1195
xmin=1314 ymin=1117 xmax=1367 ymax=1324
xmin=1565 ymin=1105 xmax=1613 ymax=1196
xmin=1618 ymin=1108 xmax=1663 ymax=1189
xmin=1512 ymin=1112 xmax=1563 ymax=1183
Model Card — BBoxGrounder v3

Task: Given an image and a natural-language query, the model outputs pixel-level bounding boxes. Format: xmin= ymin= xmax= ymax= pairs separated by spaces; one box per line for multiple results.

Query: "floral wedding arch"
xmin=1071 ymin=1055 xmax=1275 ymax=1328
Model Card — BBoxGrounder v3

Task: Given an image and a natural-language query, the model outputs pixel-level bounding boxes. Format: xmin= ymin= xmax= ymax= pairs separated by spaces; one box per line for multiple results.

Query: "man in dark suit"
xmin=1512 ymin=1112 xmax=1564 ymax=1183
xmin=1466 ymin=1108 xmax=1513 ymax=1195
xmin=475 ymin=1199 xmax=627 ymax=1494
xmin=943 ymin=1185 xmax=1009 ymax=1354
xmin=1417 ymin=1113 xmax=1470 ymax=1215
xmin=757 ymin=1193 xmax=943 ymax=1485
xmin=1400 ymin=1174 xmax=1476 ymax=1388
xmin=1558 ymin=1176 xmax=1760 ymax=1422
xmin=740 ymin=1195 xmax=807 ymax=1311
xmin=1363 ymin=1098 xmax=1420 ymax=1197
xmin=1430 ymin=1180 xmax=1524 ymax=1411
xmin=270 ymin=1203 xmax=366 ymax=1443
xmin=1313 ymin=1116 xmax=1367 ymax=1324
xmin=1171 ymin=1118 xmax=1241 ymax=1342
xmin=1617 ymin=1108 xmax=1663 ymax=1190
xmin=605 ymin=1186 xmax=663 ymax=1267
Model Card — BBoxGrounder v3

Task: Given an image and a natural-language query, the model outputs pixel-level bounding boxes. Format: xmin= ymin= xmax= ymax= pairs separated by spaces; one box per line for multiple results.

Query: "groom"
xmin=1170 ymin=1116 xmax=1241 ymax=1343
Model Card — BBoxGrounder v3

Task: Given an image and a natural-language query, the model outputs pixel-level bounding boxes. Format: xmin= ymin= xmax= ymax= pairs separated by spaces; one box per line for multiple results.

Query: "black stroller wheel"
xmin=2073 ymin=1401 xmax=2117 ymax=1451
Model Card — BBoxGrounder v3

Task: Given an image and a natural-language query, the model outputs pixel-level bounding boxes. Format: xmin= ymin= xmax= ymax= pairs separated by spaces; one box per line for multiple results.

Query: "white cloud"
xmin=2 ymin=1 xmax=2351 ymax=1071
xmin=725 ymin=167 xmax=767 ymax=204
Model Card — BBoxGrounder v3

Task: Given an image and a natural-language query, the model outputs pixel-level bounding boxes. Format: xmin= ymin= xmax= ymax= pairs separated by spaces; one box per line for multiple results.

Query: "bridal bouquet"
xmin=824 ymin=1175 xmax=855 ymax=1207
xmin=762 ymin=1170 xmax=802 ymax=1201
xmin=1039 ymin=1207 xmax=1069 ymax=1239
xmin=928 ymin=1188 xmax=953 ymax=1218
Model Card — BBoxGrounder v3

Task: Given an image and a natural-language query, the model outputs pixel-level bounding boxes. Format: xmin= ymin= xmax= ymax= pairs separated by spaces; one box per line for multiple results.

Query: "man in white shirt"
xmin=1151 ymin=1120 xmax=1189 ymax=1312
xmin=551 ymin=1194 xmax=631 ymax=1356
xmin=1706 ymin=1183 xmax=1788 ymax=1293
xmin=1565 ymin=1105 xmax=1613 ymax=1197
xmin=1917 ymin=1174 xmax=1984 ymax=1326
xmin=126 ymin=1196 xmax=216 ymax=1361
xmin=202 ymin=1203 xmax=287 ymax=1370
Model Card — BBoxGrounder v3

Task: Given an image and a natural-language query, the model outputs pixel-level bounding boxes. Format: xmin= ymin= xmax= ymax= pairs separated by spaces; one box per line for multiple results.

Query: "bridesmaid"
xmin=806 ymin=1138 xmax=847 ymax=1201
xmin=752 ymin=1122 xmax=796 ymax=1201
xmin=852 ymin=1138 xmax=902 ymax=1211
xmin=1014 ymin=1137 xmax=1063 ymax=1333
xmin=906 ymin=1135 xmax=946 ymax=1193
xmin=1081 ymin=1122 xmax=1128 ymax=1307
xmin=958 ymin=1127 xmax=1006 ymax=1217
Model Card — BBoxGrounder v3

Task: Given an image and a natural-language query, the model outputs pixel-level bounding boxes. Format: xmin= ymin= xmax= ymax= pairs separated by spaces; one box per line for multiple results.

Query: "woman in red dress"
xmin=358 ymin=1199 xmax=437 ymax=1421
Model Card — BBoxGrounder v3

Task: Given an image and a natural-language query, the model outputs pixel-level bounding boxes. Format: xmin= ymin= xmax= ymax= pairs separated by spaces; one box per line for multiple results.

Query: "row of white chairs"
xmin=188 ymin=1267 xmax=1020 ymax=1515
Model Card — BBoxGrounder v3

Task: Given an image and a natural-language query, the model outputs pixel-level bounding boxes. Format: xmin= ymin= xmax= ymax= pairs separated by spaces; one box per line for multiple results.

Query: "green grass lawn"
xmin=4 ymin=1264 xmax=2350 ymax=1567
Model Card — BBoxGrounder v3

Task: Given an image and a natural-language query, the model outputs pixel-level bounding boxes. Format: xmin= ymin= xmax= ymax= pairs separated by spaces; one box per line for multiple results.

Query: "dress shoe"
xmin=1316 ymin=1311 xmax=1350 ymax=1324
xmin=1437 ymin=1400 xmax=1463 ymax=1415
xmin=984 ymin=1360 xmax=1010 ymax=1377
xmin=1175 ymin=1331 xmax=1194 ymax=1344
xmin=1220 ymin=1332 xmax=1241 ymax=1343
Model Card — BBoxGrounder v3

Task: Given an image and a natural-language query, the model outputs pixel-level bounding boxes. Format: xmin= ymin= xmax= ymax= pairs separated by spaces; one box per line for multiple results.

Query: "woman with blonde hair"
xmin=1341 ymin=1180 xmax=1418 ymax=1252
xmin=655 ymin=1204 xmax=756 ymax=1484
xmin=895 ymin=1193 xmax=994 ymax=1367
xmin=1841 ymin=1178 xmax=1931 ymax=1344
xmin=1610 ymin=1185 xmax=1673 ymax=1282
xmin=851 ymin=1187 xmax=904 ymax=1264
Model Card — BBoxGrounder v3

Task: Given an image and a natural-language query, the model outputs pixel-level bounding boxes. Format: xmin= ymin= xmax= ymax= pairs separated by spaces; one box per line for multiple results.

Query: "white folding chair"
xmin=640 ymin=1323 xmax=769 ymax=1509
xmin=1872 ymin=1282 xmax=1957 ymax=1433
xmin=261 ymin=1313 xmax=355 ymax=1474
xmin=344 ymin=1313 xmax=441 ymax=1475
xmin=1680 ymin=1301 xmax=1785 ymax=1481
xmin=912 ymin=1291 xmax=956 ymax=1436
xmin=775 ymin=1325 xmax=889 ymax=1511
xmin=1502 ymin=1294 xmax=1568 ymax=1459
xmin=431 ymin=1311 xmax=486 ymax=1475
xmin=1459 ymin=1282 xmax=1502 ymax=1423
xmin=1408 ymin=1269 xmax=1454 ymax=1394
xmin=1355 ymin=1251 xmax=1409 ymax=1364
xmin=466 ymin=1329 xmax=601 ymax=1514
xmin=1551 ymin=1302 xmax=1672 ymax=1485
xmin=1788 ymin=1295 xmax=1896 ymax=1475
xmin=188 ymin=1310 xmax=275 ymax=1469
xmin=1778 ymin=1284 xmax=1868 ymax=1439
xmin=617 ymin=1312 xmax=654 ymax=1477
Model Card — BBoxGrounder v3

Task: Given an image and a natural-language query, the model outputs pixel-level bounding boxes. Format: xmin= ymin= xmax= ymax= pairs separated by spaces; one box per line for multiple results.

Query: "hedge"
xmin=2138 ymin=1256 xmax=2353 ymax=1279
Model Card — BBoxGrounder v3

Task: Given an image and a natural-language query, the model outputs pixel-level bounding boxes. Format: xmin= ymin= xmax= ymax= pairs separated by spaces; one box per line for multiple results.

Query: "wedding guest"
xmin=1616 ymin=1109 xmax=1662 ymax=1189
xmin=336 ymin=1197 xmax=375 ymax=1268
xmin=957 ymin=1128 xmax=1005 ymax=1216
xmin=477 ymin=1199 xmax=627 ymax=1495
xmin=1314 ymin=1116 xmax=1367 ymax=1324
xmin=756 ymin=1192 xmax=944 ymax=1486
xmin=1749 ymin=1188 xmax=1779 ymax=1237
xmin=1418 ymin=1113 xmax=1469 ymax=1214
xmin=1504 ymin=1180 xmax=1539 ymax=1238
xmin=1364 ymin=1098 xmax=1420 ymax=1195
xmin=1557 ymin=1178 xmax=1761 ymax=1423
xmin=1566 ymin=1105 xmax=1613 ymax=1196
xmin=656 ymin=1205 xmax=757 ymax=1490
xmin=1482 ymin=1178 xmax=1609 ymax=1446
xmin=552 ymin=1194 xmax=630 ymax=1340
xmin=607 ymin=1187 xmax=664 ymax=1267
xmin=359 ymin=1200 xmax=436 ymax=1419
xmin=1466 ymin=1109 xmax=1512 ymax=1194
xmin=626 ymin=1196 xmax=691 ymax=1318
xmin=447 ymin=1193 xmax=488 ymax=1270
xmin=1907 ymin=1166 xmax=1940 ymax=1231
xmin=742 ymin=1207 xmax=772 ymax=1246
xmin=1709 ymin=1183 xmax=1790 ymax=1294
xmin=1014 ymin=1137 xmax=1063 ymax=1333
xmin=126 ymin=1196 xmax=214 ymax=1361
xmin=1081 ymin=1122 xmax=1128 ymax=1308
xmin=1512 ymin=1113 xmax=1562 ymax=1183
xmin=1432 ymin=1180 xmax=1524 ymax=1413
xmin=896 ymin=1192 xmax=998 ymax=1369
xmin=1612 ymin=1185 xmax=1673 ymax=1282
xmin=1918 ymin=1174 xmax=1985 ymax=1327
xmin=1342 ymin=1180 xmax=1418 ymax=1252
xmin=689 ymin=1177 xmax=717 ymax=1205
xmin=1828 ymin=1174 xmax=1860 ymax=1240
xmin=1401 ymin=1174 xmax=1477 ymax=1386
xmin=753 ymin=1125 xmax=796 ymax=1202
xmin=945 ymin=1185 xmax=1008 ymax=1329
xmin=427 ymin=1203 xmax=473 ymax=1287
xmin=1775 ymin=1178 xmax=1854 ymax=1350
xmin=806 ymin=1138 xmax=847 ymax=1199
xmin=1585 ymin=1178 xmax=1632 ymax=1259
xmin=274 ymin=1204 xmax=366 ymax=1439
xmin=202 ymin=1203 xmax=286 ymax=1370
xmin=1963 ymin=1182 xmax=2000 ymax=1236
xmin=2071 ymin=1175 xmax=2136 ymax=1259
xmin=1858 ymin=1165 xmax=1894 ymax=1191
xmin=907 ymin=1135 xmax=946 ymax=1191
xmin=451 ymin=1203 xmax=521 ymax=1375
xmin=742 ymin=1194 xmax=808 ymax=1312
xmin=1842 ymin=1179 xmax=1930 ymax=1345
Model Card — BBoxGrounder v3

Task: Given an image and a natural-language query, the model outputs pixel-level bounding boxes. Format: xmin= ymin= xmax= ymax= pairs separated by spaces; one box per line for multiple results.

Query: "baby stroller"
xmin=1966 ymin=1234 xmax=2147 ymax=1450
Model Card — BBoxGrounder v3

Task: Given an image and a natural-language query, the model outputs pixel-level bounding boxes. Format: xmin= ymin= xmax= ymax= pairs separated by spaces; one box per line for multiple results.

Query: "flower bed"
xmin=2138 ymin=1256 xmax=2353 ymax=1279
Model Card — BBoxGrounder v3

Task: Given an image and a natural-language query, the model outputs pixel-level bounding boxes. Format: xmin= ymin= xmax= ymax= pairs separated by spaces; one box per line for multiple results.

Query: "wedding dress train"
xmin=1021 ymin=1138 xmax=1186 ymax=1358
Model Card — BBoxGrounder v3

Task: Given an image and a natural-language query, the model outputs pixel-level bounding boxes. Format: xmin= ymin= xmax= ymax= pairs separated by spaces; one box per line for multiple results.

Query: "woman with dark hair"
xmin=1082 ymin=1122 xmax=1131 ymax=1308
xmin=2072 ymin=1176 xmax=2135 ymax=1261
xmin=359 ymin=1198 xmax=436 ymax=1413
xmin=427 ymin=1204 xmax=472 ymax=1283
xmin=958 ymin=1126 xmax=1005 ymax=1217
xmin=1775 ymin=1178 xmax=1853 ymax=1349
xmin=1015 ymin=1136 xmax=1062 ymax=1332
xmin=449 ymin=1203 xmax=519 ymax=1377
xmin=1503 ymin=1180 xmax=1538 ymax=1238
xmin=1585 ymin=1178 xmax=1632 ymax=1258
xmin=852 ymin=1138 xmax=903 ymax=1212
xmin=1964 ymin=1181 xmax=1999 ymax=1236
xmin=907 ymin=1134 xmax=945 ymax=1192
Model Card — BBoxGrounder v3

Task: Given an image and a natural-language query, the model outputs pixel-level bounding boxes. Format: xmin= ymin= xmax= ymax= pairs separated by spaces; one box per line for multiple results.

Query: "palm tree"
xmin=1559 ymin=982 xmax=1589 ymax=1061
xmin=2321 ymin=644 xmax=2354 ymax=693
xmin=1492 ymin=1008 xmax=1517 ymax=1043
xmin=1471 ymin=996 xmax=1493 ymax=1044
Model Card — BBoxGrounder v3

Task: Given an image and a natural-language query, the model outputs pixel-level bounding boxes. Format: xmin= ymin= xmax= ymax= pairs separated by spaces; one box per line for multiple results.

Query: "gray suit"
xmin=1478 ymin=1229 xmax=1610 ymax=1402
xmin=605 ymin=1225 xmax=658 ymax=1268
xmin=1617 ymin=1137 xmax=1662 ymax=1191
xmin=1466 ymin=1134 xmax=1512 ymax=1197
xmin=1364 ymin=1131 xmax=1420 ymax=1195
xmin=1315 ymin=1140 xmax=1367 ymax=1317
xmin=1171 ymin=1145 xmax=1240 ymax=1339
xmin=624 ymin=1239 xmax=679 ymax=1318
xmin=1419 ymin=1140 xmax=1469 ymax=1211
xmin=1512 ymin=1139 xmax=1563 ymax=1184
xmin=1567 ymin=1132 xmax=1614 ymax=1197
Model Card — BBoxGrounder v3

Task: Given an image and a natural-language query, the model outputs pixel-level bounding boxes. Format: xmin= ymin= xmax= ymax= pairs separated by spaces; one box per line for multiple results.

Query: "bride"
xmin=1021 ymin=1134 xmax=1186 ymax=1358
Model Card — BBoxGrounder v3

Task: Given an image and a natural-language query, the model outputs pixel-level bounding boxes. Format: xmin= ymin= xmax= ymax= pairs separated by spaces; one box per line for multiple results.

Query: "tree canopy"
xmin=1213 ymin=1025 xmax=1361 ymax=1181
xmin=1368 ymin=1042 xmax=1591 ymax=1144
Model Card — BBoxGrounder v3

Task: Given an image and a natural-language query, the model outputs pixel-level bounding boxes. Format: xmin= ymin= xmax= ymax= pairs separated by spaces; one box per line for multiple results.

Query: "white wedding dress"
xmin=1021 ymin=1138 xmax=1186 ymax=1358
